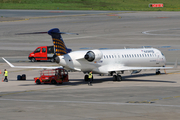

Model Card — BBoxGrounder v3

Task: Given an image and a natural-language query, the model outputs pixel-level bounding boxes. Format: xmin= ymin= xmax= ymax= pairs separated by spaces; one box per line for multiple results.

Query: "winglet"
xmin=2 ymin=57 xmax=15 ymax=67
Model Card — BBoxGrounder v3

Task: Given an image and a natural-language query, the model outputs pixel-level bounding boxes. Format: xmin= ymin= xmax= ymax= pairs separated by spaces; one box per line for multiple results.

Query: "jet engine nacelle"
xmin=84 ymin=49 xmax=103 ymax=62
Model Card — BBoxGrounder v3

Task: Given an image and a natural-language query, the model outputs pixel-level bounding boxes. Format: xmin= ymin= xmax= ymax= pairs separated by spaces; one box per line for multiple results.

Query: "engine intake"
xmin=84 ymin=49 xmax=103 ymax=62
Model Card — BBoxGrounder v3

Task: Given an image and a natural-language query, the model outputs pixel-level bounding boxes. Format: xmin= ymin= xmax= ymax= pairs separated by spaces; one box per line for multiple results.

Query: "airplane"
xmin=2 ymin=28 xmax=174 ymax=81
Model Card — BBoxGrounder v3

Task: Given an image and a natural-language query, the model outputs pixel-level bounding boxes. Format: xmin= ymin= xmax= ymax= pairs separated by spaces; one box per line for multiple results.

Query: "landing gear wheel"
xmin=84 ymin=75 xmax=89 ymax=81
xmin=117 ymin=75 xmax=122 ymax=82
xmin=113 ymin=75 xmax=122 ymax=81
xmin=156 ymin=71 xmax=161 ymax=75
xmin=113 ymin=75 xmax=117 ymax=81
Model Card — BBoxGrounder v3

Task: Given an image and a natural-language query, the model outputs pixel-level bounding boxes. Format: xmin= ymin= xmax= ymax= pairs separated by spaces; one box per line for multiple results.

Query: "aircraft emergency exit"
xmin=2 ymin=28 xmax=173 ymax=81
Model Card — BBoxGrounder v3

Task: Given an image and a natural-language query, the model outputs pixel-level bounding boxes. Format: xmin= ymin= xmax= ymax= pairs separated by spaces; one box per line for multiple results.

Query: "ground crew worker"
xmin=88 ymin=71 xmax=93 ymax=86
xmin=3 ymin=69 xmax=8 ymax=82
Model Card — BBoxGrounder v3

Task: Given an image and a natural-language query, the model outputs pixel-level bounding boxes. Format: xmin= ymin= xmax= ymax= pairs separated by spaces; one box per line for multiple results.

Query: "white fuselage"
xmin=57 ymin=48 xmax=166 ymax=74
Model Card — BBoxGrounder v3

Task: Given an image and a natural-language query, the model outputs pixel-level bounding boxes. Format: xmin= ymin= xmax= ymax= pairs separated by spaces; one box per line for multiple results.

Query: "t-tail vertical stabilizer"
xmin=48 ymin=28 xmax=78 ymax=56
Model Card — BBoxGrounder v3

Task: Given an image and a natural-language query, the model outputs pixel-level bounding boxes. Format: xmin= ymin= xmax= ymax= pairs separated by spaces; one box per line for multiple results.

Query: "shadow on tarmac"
xmin=13 ymin=73 xmax=176 ymax=87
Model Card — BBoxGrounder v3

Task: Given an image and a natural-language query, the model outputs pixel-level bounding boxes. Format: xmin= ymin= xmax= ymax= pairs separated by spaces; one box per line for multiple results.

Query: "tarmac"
xmin=0 ymin=10 xmax=180 ymax=120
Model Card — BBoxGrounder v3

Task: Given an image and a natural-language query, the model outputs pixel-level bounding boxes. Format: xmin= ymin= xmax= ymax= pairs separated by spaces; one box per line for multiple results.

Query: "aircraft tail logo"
xmin=48 ymin=28 xmax=72 ymax=56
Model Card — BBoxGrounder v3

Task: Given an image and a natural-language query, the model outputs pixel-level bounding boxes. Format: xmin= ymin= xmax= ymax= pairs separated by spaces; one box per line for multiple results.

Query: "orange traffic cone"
xmin=0 ymin=70 xmax=1 ymax=74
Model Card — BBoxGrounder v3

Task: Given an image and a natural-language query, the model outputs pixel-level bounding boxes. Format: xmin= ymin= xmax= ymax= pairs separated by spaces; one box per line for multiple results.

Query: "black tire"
xmin=36 ymin=79 xmax=41 ymax=84
xmin=117 ymin=75 xmax=122 ymax=82
xmin=51 ymin=79 xmax=57 ymax=84
xmin=113 ymin=75 xmax=117 ymax=81
xmin=156 ymin=71 xmax=161 ymax=75
xmin=31 ymin=57 xmax=36 ymax=62
xmin=84 ymin=75 xmax=89 ymax=81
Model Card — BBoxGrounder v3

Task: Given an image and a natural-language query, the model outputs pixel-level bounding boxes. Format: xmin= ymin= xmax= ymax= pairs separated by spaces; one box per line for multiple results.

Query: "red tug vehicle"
xmin=34 ymin=68 xmax=69 ymax=84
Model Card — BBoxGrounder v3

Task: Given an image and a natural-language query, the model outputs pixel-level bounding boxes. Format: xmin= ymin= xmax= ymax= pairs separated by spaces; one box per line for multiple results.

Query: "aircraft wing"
xmin=2 ymin=57 xmax=61 ymax=69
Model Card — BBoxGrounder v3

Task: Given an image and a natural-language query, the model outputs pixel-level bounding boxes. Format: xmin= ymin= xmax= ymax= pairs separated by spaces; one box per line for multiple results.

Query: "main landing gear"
xmin=113 ymin=74 xmax=122 ymax=81
xmin=156 ymin=69 xmax=161 ymax=75
xmin=110 ymin=71 xmax=122 ymax=82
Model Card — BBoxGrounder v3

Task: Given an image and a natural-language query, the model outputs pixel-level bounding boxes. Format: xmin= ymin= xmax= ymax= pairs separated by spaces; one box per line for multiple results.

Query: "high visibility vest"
xmin=4 ymin=71 xmax=8 ymax=76
xmin=88 ymin=73 xmax=92 ymax=78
